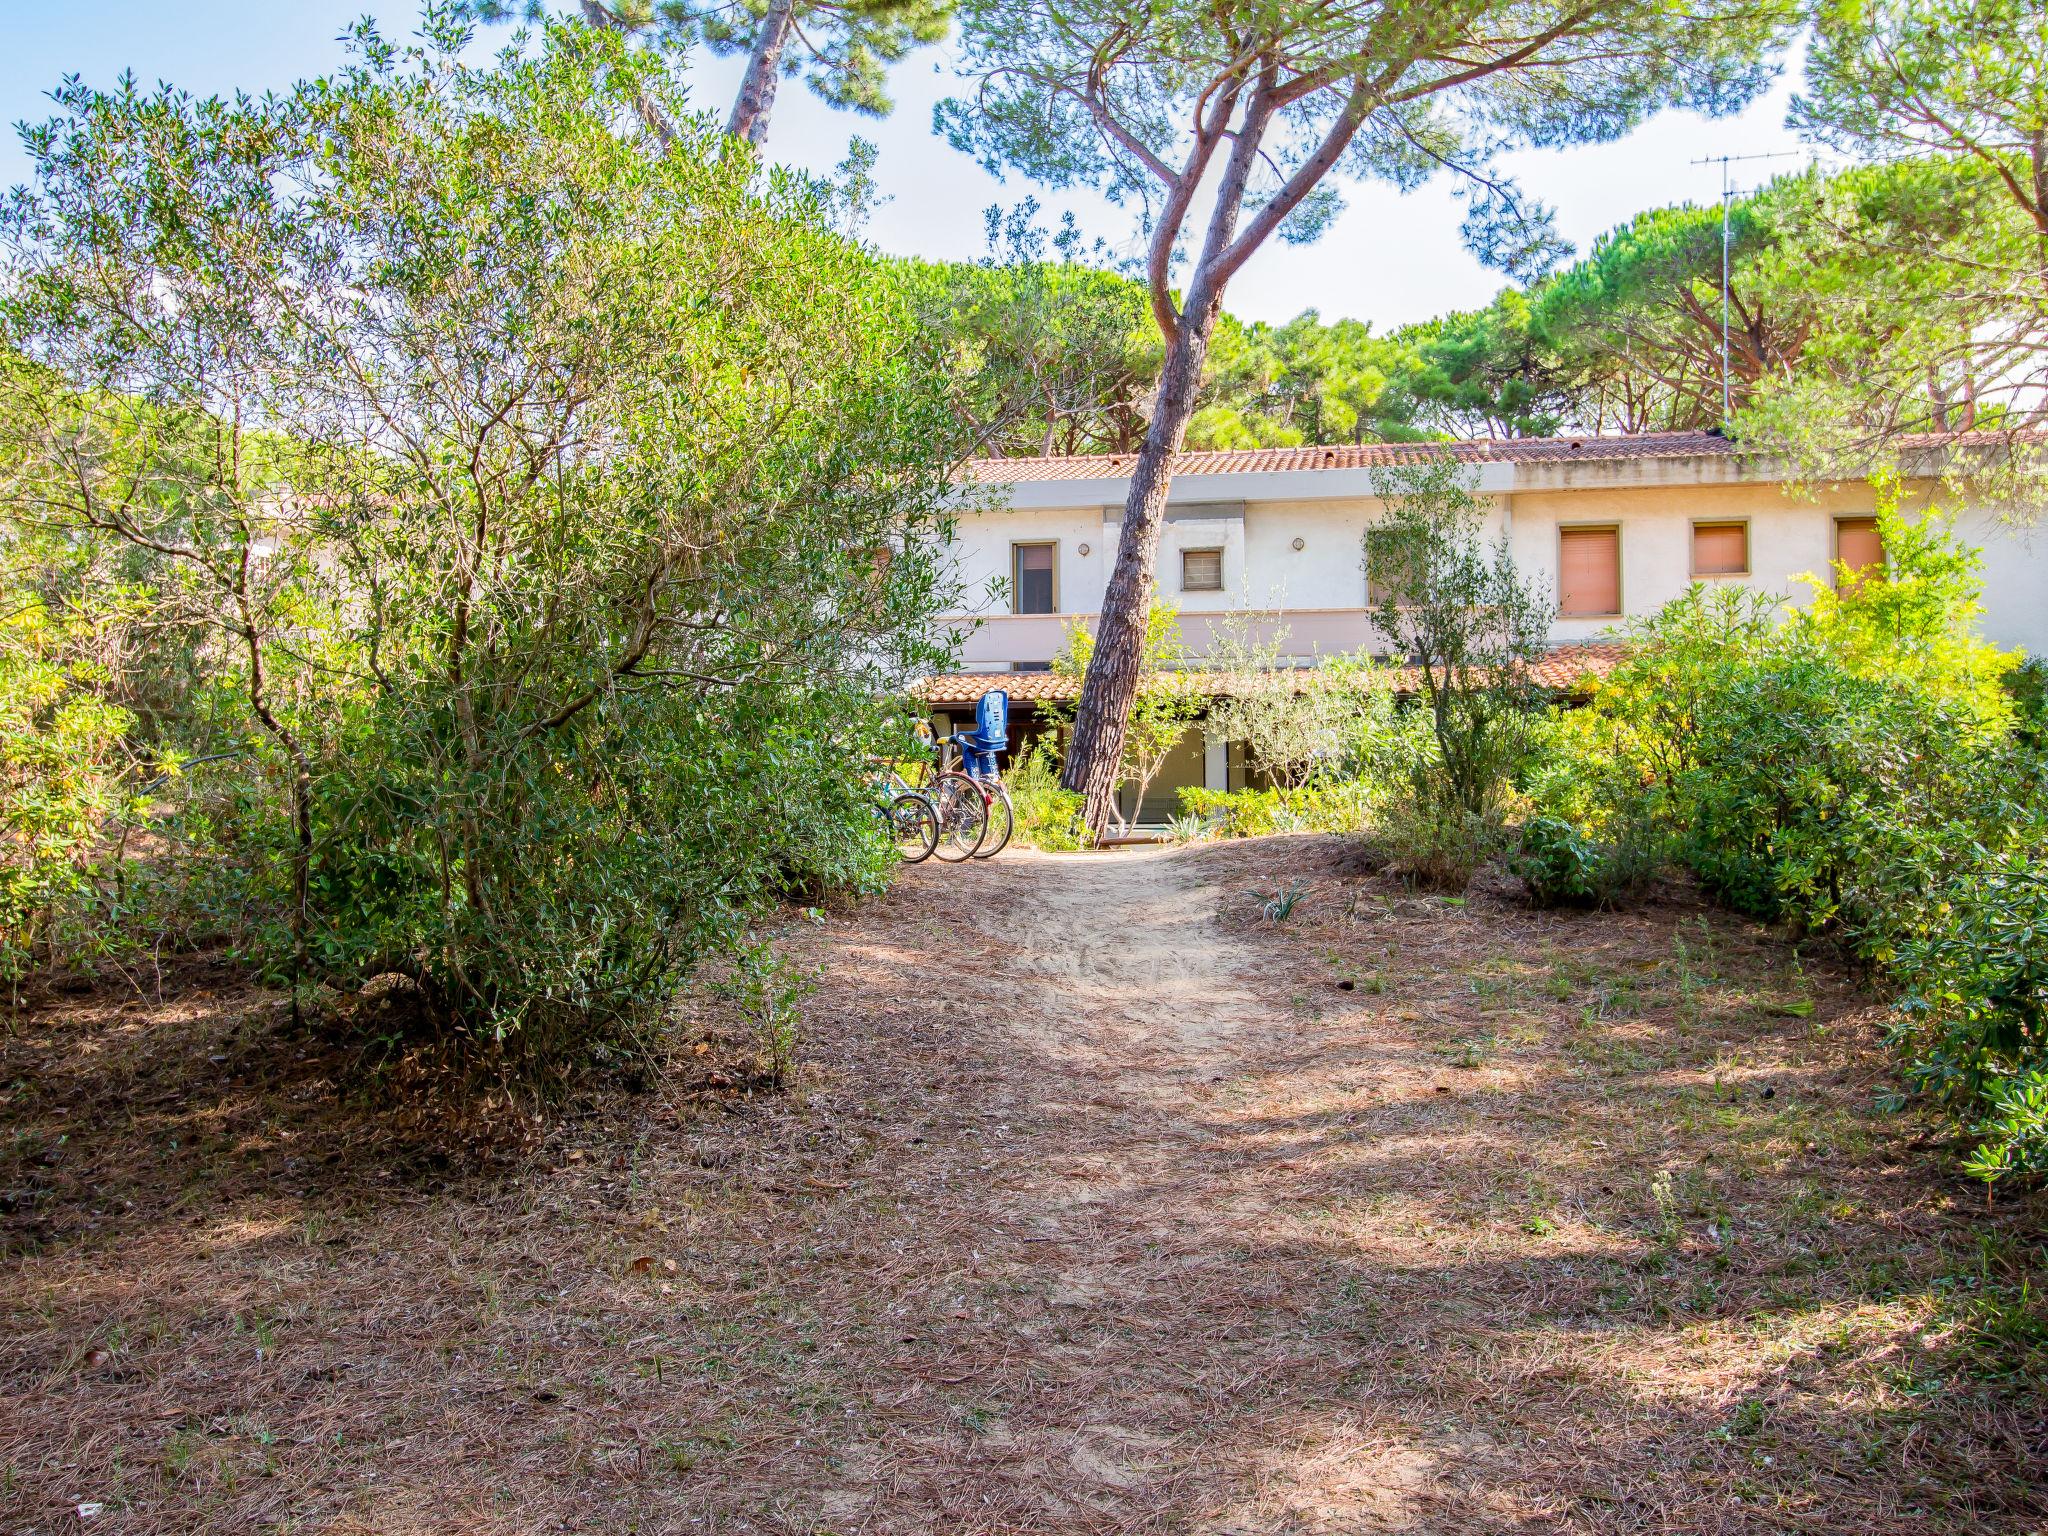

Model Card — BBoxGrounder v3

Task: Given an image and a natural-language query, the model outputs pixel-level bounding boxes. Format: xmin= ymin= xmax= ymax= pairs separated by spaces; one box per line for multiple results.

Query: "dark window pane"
xmin=1013 ymin=544 xmax=1056 ymax=613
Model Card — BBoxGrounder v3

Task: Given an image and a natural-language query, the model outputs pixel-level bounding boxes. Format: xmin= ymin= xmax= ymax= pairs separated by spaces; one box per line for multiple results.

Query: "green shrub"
xmin=1510 ymin=812 xmax=1666 ymax=909
xmin=1556 ymin=487 xmax=2045 ymax=1184
xmin=1510 ymin=816 xmax=1602 ymax=906
xmin=1376 ymin=793 xmax=1504 ymax=893
xmin=0 ymin=526 xmax=153 ymax=985
xmin=2007 ymin=657 xmax=2048 ymax=747
xmin=1176 ymin=782 xmax=1374 ymax=838
xmin=0 ymin=22 xmax=965 ymax=1083
xmin=1887 ymin=829 xmax=2048 ymax=1183
xmin=1006 ymin=744 xmax=1090 ymax=850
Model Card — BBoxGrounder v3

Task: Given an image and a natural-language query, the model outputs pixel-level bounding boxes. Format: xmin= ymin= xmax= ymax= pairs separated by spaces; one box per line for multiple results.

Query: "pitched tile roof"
xmin=918 ymin=642 xmax=1629 ymax=706
xmin=966 ymin=432 xmax=1738 ymax=483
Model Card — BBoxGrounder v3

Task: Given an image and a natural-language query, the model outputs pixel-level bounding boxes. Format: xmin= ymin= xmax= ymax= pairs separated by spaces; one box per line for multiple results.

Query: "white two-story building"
xmin=925 ymin=430 xmax=2048 ymax=822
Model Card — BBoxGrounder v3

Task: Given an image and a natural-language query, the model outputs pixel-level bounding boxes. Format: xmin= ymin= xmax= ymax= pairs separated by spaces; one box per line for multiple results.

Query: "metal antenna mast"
xmin=1690 ymin=151 xmax=1797 ymax=426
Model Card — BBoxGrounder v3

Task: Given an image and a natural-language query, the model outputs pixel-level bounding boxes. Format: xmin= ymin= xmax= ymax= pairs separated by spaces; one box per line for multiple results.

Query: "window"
xmin=854 ymin=544 xmax=892 ymax=594
xmin=1558 ymin=526 xmax=1621 ymax=617
xmin=1364 ymin=526 xmax=1413 ymax=606
xmin=1836 ymin=517 xmax=1885 ymax=584
xmin=1691 ymin=520 xmax=1748 ymax=577
xmin=1011 ymin=542 xmax=1056 ymax=614
xmin=1181 ymin=546 xmax=1223 ymax=592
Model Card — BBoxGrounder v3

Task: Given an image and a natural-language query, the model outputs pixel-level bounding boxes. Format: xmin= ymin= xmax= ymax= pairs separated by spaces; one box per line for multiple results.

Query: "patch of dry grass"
xmin=0 ymin=838 xmax=2042 ymax=1533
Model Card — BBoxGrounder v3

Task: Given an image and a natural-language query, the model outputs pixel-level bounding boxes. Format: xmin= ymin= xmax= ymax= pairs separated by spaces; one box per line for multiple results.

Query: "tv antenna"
xmin=1691 ymin=151 xmax=1799 ymax=426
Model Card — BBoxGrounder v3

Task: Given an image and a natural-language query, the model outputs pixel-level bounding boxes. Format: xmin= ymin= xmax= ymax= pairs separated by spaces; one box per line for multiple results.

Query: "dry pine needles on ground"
xmin=1 ymin=835 xmax=2043 ymax=1533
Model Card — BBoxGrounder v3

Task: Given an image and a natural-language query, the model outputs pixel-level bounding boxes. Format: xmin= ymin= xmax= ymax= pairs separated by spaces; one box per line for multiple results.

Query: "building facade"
xmin=927 ymin=431 xmax=2048 ymax=823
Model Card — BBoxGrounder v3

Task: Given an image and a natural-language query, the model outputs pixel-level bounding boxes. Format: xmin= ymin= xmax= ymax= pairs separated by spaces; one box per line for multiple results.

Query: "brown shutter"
xmin=1692 ymin=521 xmax=1747 ymax=576
xmin=1836 ymin=518 xmax=1884 ymax=582
xmin=1559 ymin=527 xmax=1620 ymax=617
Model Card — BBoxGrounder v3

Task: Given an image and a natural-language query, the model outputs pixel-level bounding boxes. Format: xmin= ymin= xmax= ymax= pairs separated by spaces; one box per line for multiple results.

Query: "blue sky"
xmin=1 ymin=3 xmax=1827 ymax=331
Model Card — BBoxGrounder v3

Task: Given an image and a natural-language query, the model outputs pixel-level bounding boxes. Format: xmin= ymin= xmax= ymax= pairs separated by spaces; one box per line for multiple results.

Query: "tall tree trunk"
xmin=728 ymin=0 xmax=798 ymax=146
xmin=1056 ymin=64 xmax=1361 ymax=836
xmin=2030 ymin=129 xmax=2048 ymax=291
xmin=1058 ymin=298 xmax=1220 ymax=833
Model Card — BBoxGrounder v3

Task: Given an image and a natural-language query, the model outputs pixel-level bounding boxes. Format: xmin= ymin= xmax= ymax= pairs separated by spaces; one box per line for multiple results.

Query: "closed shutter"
xmin=1836 ymin=518 xmax=1884 ymax=582
xmin=1559 ymin=527 xmax=1621 ymax=617
xmin=1182 ymin=547 xmax=1223 ymax=592
xmin=1692 ymin=521 xmax=1747 ymax=576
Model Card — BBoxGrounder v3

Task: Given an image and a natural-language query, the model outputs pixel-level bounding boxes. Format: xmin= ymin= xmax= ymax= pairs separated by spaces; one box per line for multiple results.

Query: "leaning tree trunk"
xmin=727 ymin=0 xmax=798 ymax=146
xmin=1059 ymin=297 xmax=1222 ymax=835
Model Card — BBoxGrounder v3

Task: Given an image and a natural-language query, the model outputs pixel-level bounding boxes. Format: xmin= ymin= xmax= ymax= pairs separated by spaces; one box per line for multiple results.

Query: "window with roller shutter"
xmin=1011 ymin=541 xmax=1057 ymax=614
xmin=1558 ymin=526 xmax=1621 ymax=617
xmin=1181 ymin=547 xmax=1224 ymax=592
xmin=1691 ymin=520 xmax=1748 ymax=577
xmin=1835 ymin=517 xmax=1885 ymax=585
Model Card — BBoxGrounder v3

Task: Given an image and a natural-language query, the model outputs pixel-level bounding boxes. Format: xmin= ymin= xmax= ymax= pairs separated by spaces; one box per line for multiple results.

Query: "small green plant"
xmin=1255 ymin=881 xmax=1307 ymax=923
xmin=1377 ymin=793 xmax=1502 ymax=893
xmin=722 ymin=934 xmax=814 ymax=1089
xmin=1510 ymin=816 xmax=1603 ymax=906
xmin=1005 ymin=743 xmax=1091 ymax=850
xmin=1164 ymin=811 xmax=1211 ymax=845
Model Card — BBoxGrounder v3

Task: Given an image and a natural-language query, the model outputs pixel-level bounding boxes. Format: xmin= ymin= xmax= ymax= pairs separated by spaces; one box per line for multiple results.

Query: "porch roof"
xmin=918 ymin=641 xmax=1630 ymax=707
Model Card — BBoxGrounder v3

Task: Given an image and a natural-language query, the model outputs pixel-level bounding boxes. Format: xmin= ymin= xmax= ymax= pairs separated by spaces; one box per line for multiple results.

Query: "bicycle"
xmin=941 ymin=731 xmax=1014 ymax=859
xmin=872 ymin=773 xmax=939 ymax=863
xmin=886 ymin=753 xmax=987 ymax=862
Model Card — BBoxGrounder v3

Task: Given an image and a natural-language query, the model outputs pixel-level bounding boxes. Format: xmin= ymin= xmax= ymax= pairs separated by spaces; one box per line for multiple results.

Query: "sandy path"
xmin=986 ymin=846 xmax=1260 ymax=1075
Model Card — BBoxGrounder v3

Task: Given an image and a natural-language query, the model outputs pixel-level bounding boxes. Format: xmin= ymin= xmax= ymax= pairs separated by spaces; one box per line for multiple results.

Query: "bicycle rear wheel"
xmin=971 ymin=782 xmax=1014 ymax=859
xmin=889 ymin=793 xmax=939 ymax=863
xmin=929 ymin=771 xmax=988 ymax=862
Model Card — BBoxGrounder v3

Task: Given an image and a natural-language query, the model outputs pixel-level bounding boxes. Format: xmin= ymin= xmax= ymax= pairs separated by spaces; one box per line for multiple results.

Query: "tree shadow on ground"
xmin=1 ymin=851 xmax=2043 ymax=1535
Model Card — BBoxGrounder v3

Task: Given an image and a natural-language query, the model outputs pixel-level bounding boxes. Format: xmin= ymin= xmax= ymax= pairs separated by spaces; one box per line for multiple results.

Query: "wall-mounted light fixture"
xmin=1291 ymin=536 xmax=1306 ymax=552
xmin=1078 ymin=542 xmax=1091 ymax=556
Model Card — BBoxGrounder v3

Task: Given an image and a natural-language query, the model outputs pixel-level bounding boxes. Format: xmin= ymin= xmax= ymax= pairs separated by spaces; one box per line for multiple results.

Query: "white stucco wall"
xmin=943 ymin=463 xmax=2048 ymax=665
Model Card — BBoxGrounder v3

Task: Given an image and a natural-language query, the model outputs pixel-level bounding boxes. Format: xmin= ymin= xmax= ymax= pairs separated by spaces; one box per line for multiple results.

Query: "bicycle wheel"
xmin=929 ymin=771 xmax=988 ymax=862
xmin=890 ymin=793 xmax=939 ymax=863
xmin=971 ymin=782 xmax=1014 ymax=859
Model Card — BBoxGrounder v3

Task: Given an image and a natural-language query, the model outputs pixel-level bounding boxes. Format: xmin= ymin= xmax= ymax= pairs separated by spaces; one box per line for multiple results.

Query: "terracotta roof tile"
xmin=918 ymin=642 xmax=1629 ymax=706
xmin=967 ymin=432 xmax=1736 ymax=483
xmin=962 ymin=428 xmax=2037 ymax=485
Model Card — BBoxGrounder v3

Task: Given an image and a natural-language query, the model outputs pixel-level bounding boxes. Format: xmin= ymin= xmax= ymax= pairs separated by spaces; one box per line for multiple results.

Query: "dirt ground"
xmin=3 ymin=836 xmax=2045 ymax=1534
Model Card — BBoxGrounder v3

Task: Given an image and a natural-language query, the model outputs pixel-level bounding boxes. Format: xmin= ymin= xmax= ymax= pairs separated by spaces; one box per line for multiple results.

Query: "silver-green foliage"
xmin=0 ymin=17 xmax=964 ymax=1069
xmin=1366 ymin=457 xmax=1550 ymax=822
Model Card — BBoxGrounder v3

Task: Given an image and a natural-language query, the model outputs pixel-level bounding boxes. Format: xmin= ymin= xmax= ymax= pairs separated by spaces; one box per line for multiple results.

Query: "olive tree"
xmin=0 ymin=16 xmax=964 ymax=1069
xmin=1367 ymin=456 xmax=1549 ymax=818
xmin=940 ymin=0 xmax=1796 ymax=836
